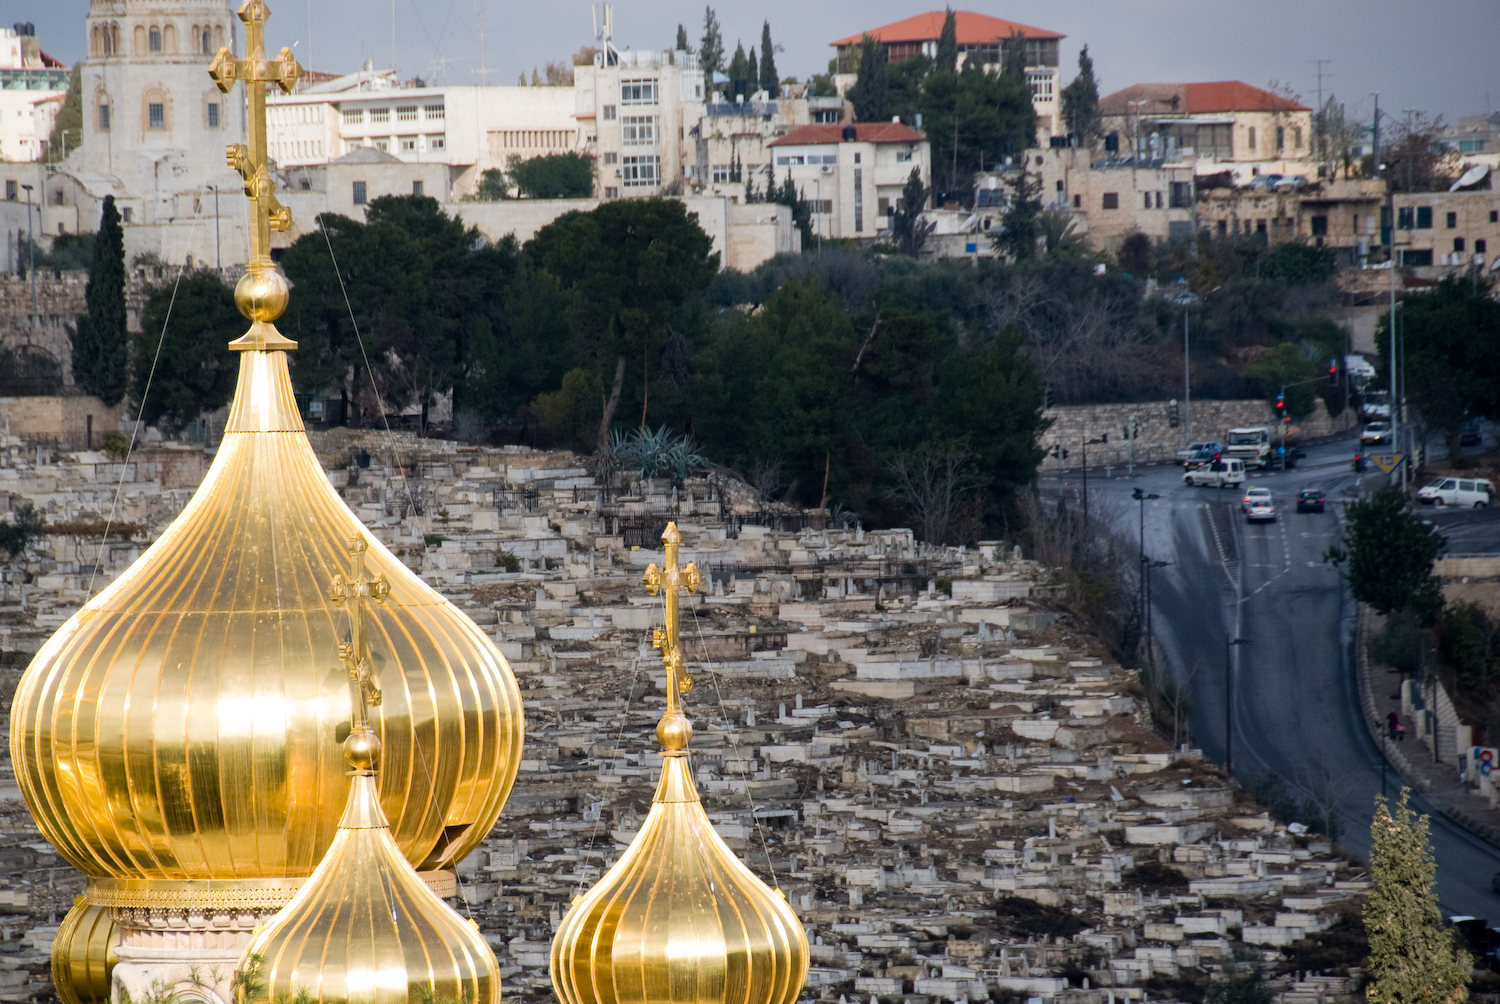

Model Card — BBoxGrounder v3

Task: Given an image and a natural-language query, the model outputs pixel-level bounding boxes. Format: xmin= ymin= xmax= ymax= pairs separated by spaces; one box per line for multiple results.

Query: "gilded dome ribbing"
xmin=550 ymin=524 xmax=809 ymax=1004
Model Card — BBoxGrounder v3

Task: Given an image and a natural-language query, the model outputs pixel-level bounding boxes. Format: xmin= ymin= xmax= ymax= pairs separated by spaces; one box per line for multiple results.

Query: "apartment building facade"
xmin=767 ymin=123 xmax=930 ymax=240
xmin=1098 ymin=82 xmax=1313 ymax=182
xmin=829 ymin=11 xmax=1065 ymax=140
xmin=1389 ymin=188 xmax=1500 ymax=270
xmin=0 ymin=24 xmax=68 ymax=163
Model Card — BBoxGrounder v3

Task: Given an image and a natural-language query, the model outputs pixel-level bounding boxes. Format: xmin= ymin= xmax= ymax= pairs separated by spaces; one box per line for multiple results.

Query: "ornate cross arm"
xmin=643 ymin=522 xmax=699 ymax=752
xmin=331 ymin=536 xmax=391 ymax=738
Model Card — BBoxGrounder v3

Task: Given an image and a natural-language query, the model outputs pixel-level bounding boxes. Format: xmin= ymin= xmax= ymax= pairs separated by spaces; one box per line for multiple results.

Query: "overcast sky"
xmin=22 ymin=0 xmax=1499 ymax=127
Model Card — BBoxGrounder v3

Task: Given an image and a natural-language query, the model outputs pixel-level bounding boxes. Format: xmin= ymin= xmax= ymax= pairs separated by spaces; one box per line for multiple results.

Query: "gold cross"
xmin=643 ymin=522 xmax=700 ymax=741
xmin=208 ymin=0 xmax=301 ymax=275
xmin=330 ymin=535 xmax=391 ymax=731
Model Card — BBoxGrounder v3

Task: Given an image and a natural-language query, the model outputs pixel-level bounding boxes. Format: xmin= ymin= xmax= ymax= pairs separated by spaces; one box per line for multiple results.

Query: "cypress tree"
xmin=934 ymin=7 xmax=958 ymax=75
xmin=727 ymin=41 xmax=748 ymax=92
xmin=849 ymin=35 xmax=888 ymax=122
xmin=699 ymin=7 xmax=724 ymax=94
xmin=70 ymin=195 xmax=128 ymax=405
xmin=1365 ymin=789 xmax=1471 ymax=1004
xmin=675 ymin=24 xmax=690 ymax=52
xmin=1002 ymin=29 xmax=1028 ymax=81
xmin=759 ymin=21 xmax=778 ymax=98
xmin=1060 ymin=44 xmax=1101 ymax=143
xmin=747 ymin=46 xmax=759 ymax=96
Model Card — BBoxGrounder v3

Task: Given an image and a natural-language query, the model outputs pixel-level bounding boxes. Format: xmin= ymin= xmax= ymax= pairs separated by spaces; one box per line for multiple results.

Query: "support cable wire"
xmin=84 ymin=217 xmax=205 ymax=601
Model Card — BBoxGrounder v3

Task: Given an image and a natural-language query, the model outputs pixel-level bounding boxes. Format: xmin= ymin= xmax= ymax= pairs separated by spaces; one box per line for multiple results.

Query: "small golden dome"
xmin=9 ymin=343 xmax=524 ymax=906
xmin=238 ymin=737 xmax=499 ymax=1004
xmin=51 ymin=897 xmax=119 ymax=1004
xmin=551 ymin=524 xmax=808 ymax=1004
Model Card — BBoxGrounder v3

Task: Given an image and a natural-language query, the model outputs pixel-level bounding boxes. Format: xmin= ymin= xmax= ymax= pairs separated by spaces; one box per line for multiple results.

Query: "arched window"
xmin=149 ymin=27 xmax=162 ymax=52
xmin=91 ymin=25 xmax=100 ymax=55
xmin=163 ymin=24 xmax=177 ymax=53
xmin=110 ymin=24 xmax=120 ymax=55
xmin=134 ymin=25 xmax=146 ymax=54
xmin=201 ymin=28 xmax=211 ymax=55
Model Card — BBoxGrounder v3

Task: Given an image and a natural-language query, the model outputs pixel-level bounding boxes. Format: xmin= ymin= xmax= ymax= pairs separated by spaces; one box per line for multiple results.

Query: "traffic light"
xmin=1275 ymin=391 xmax=1285 ymax=415
xmin=1328 ymin=359 xmax=1338 ymax=386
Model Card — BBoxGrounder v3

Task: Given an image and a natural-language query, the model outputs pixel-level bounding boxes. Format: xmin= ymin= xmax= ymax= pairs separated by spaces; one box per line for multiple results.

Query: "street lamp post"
xmin=20 ymin=184 xmax=36 ymax=333
xmin=1225 ymin=637 xmax=1249 ymax=774
xmin=1145 ymin=559 xmax=1169 ymax=669
xmin=1082 ymin=434 xmax=1108 ymax=529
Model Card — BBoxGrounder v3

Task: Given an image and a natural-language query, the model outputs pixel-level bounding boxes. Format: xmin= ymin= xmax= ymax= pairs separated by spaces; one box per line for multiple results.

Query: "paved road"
xmin=1044 ymin=438 xmax=1500 ymax=918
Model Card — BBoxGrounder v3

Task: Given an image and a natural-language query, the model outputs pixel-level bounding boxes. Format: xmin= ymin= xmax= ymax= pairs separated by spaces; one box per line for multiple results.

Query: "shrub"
xmin=1122 ymin=860 xmax=1190 ymax=891
xmin=496 ymin=550 xmax=522 ymax=573
xmin=993 ymin=895 xmax=1085 ymax=939
xmin=1440 ymin=600 xmax=1496 ymax=686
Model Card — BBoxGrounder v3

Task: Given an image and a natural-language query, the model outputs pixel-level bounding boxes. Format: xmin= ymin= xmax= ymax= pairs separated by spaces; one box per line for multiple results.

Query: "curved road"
xmin=1047 ymin=438 xmax=1500 ymax=918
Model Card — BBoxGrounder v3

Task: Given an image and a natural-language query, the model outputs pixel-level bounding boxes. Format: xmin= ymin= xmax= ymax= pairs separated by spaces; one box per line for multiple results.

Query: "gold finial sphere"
xmin=235 ymin=268 xmax=290 ymax=322
xmin=656 ymin=713 xmax=692 ymax=751
xmin=344 ymin=726 xmax=381 ymax=771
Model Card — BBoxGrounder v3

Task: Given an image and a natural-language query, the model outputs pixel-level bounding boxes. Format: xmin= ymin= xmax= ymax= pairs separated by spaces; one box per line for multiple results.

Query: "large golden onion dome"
xmin=9 ymin=0 xmax=523 ymax=908
xmin=551 ymin=525 xmax=808 ymax=1004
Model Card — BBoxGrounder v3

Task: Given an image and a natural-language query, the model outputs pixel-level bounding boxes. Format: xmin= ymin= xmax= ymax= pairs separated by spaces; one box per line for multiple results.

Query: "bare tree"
xmin=746 ymin=457 xmax=785 ymax=504
xmin=882 ymin=447 xmax=981 ymax=545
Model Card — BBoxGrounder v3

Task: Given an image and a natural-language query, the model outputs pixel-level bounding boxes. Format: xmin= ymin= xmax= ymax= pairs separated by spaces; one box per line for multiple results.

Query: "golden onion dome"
xmin=9 ymin=281 xmax=523 ymax=911
xmin=236 ymin=719 xmax=499 ymax=1004
xmin=551 ymin=524 xmax=809 ymax=1004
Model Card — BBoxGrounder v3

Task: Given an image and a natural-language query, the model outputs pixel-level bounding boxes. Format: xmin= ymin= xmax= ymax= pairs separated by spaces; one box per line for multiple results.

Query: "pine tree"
xmin=517 ymin=73 xmax=527 ymax=86
xmin=759 ymin=21 xmax=778 ymax=98
xmin=70 ymin=195 xmax=128 ymax=406
xmin=531 ymin=68 xmax=542 ymax=86
xmin=675 ymin=24 xmax=690 ymax=52
xmin=934 ymin=7 xmax=958 ymax=75
xmin=1060 ymin=44 xmax=1101 ymax=144
xmin=849 ymin=35 xmax=888 ymax=122
xmin=699 ymin=7 xmax=724 ymax=94
xmin=992 ymin=169 xmax=1044 ymax=261
xmin=1001 ymin=29 xmax=1028 ymax=81
xmin=47 ymin=65 xmax=82 ymax=163
xmin=1365 ymin=789 xmax=1472 ymax=1004
xmin=747 ymin=46 xmax=759 ymax=96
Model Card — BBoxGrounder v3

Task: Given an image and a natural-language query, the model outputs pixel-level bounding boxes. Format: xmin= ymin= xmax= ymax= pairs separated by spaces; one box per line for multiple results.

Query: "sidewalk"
xmin=1355 ymin=606 xmax=1500 ymax=846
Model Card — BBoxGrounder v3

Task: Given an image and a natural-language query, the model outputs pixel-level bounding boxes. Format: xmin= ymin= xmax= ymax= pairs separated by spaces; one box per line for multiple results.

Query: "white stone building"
xmin=767 ymin=122 xmax=930 ymax=240
xmin=0 ymin=24 xmax=69 ymax=163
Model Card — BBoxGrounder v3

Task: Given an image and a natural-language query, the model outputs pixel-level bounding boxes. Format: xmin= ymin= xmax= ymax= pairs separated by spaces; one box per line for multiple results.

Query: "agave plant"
xmin=606 ymin=426 xmax=710 ymax=487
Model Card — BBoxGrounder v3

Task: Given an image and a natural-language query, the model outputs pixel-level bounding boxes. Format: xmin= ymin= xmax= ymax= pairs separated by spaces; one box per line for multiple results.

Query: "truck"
xmin=1225 ymin=427 xmax=1273 ymax=469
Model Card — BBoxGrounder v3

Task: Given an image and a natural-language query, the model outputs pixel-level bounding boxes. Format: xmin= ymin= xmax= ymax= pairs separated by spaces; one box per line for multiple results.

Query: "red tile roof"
xmin=1099 ymin=81 xmax=1310 ymax=116
xmin=831 ymin=10 xmax=1063 ymax=47
xmin=769 ymin=123 xmax=927 ymax=147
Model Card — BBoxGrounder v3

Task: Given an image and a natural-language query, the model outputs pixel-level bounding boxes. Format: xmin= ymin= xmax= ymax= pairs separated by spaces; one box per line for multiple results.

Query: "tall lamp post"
xmin=19 ymin=184 xmax=36 ymax=333
xmin=1172 ymin=287 xmax=1199 ymax=447
xmin=1225 ymin=637 xmax=1249 ymax=774
xmin=1145 ymin=559 xmax=1169 ymax=668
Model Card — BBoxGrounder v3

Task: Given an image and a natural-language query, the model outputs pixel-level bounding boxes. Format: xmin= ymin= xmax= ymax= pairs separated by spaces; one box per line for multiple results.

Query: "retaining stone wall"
xmin=1039 ymin=398 xmax=1358 ymax=471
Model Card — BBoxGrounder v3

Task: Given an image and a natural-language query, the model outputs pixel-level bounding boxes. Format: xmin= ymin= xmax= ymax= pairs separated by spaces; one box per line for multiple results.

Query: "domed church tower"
xmin=13 ymin=4 xmax=525 ymax=1002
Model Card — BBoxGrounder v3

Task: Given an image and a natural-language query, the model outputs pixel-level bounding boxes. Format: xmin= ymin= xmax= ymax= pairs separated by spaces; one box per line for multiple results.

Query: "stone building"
xmin=1099 ymin=81 xmax=1313 ymax=182
xmin=0 ymin=23 xmax=69 ymax=163
xmin=768 ymin=123 xmax=931 ymax=241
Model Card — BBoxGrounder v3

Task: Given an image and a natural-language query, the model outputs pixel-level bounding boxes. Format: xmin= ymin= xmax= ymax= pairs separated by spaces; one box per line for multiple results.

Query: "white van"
xmin=1184 ymin=458 xmax=1246 ymax=488
xmin=1417 ymin=477 xmax=1495 ymax=508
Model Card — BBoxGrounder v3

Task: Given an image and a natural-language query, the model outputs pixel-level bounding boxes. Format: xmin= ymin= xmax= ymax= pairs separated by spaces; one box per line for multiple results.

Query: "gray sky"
xmin=22 ymin=0 xmax=1499 ymax=127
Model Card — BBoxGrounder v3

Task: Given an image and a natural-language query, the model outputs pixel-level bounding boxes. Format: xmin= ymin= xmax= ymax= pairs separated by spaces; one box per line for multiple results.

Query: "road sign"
xmin=1368 ymin=452 xmax=1405 ymax=474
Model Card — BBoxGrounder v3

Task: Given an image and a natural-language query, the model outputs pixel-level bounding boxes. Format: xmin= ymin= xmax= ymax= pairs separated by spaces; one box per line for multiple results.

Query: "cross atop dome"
xmin=208 ymin=0 xmax=301 ymax=347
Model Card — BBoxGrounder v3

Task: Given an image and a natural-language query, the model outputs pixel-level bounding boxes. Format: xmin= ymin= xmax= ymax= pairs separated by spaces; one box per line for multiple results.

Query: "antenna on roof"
xmin=591 ymin=4 xmax=616 ymax=66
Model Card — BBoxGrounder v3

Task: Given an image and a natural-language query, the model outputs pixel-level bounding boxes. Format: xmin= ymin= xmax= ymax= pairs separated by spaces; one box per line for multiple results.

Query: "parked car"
xmin=1247 ymin=173 xmax=1283 ymax=189
xmin=1460 ymin=418 xmax=1483 ymax=448
xmin=1297 ymin=490 xmax=1326 ymax=513
xmin=1185 ymin=458 xmax=1246 ymax=488
xmin=1245 ymin=489 xmax=1276 ymax=522
xmin=1417 ymin=477 xmax=1495 ymax=508
xmin=1176 ymin=441 xmax=1224 ymax=466
xmin=1361 ymin=421 xmax=1392 ymax=446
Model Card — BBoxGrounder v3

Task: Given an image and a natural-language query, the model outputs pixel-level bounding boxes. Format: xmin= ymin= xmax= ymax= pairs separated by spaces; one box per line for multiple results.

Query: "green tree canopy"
xmin=992 ymin=169 xmax=1043 ymax=261
xmin=507 ymin=152 xmax=595 ymax=199
xmin=1244 ymin=341 xmax=1318 ymax=417
xmin=70 ymin=195 xmax=128 ymax=405
xmin=1379 ymin=276 xmax=1500 ymax=449
xmin=1325 ymin=488 xmax=1445 ymax=623
xmin=47 ymin=65 xmax=82 ymax=162
xmin=921 ymin=58 xmax=1036 ymax=192
xmin=280 ymin=196 xmax=515 ymax=426
xmin=132 ymin=271 xmax=241 ymax=431
xmin=1365 ymin=790 xmax=1471 ymax=1004
xmin=675 ymin=24 xmax=690 ymax=52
